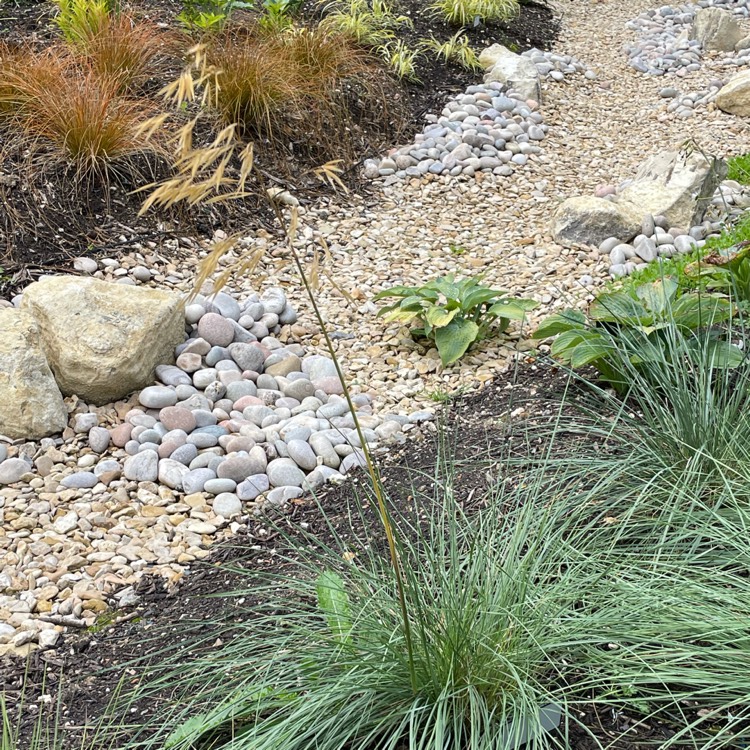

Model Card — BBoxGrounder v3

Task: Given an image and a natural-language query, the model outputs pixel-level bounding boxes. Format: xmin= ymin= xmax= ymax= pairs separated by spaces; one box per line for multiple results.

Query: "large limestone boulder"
xmin=690 ymin=7 xmax=744 ymax=52
xmin=481 ymin=44 xmax=541 ymax=101
xmin=552 ymin=197 xmax=643 ymax=247
xmin=0 ymin=308 xmax=68 ymax=439
xmin=21 ymin=276 xmax=184 ymax=405
xmin=716 ymin=69 xmax=750 ymax=116
xmin=618 ymin=150 xmax=724 ymax=229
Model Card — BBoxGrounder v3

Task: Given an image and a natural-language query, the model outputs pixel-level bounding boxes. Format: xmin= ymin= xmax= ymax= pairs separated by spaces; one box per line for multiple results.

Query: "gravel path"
xmin=3 ymin=0 xmax=750 ymax=654
xmin=201 ymin=0 xmax=750 ymax=411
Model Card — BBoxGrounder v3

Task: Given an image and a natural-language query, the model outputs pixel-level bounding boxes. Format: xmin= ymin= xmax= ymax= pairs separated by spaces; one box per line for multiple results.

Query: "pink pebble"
xmin=110 ymin=422 xmax=133 ymax=448
xmin=314 ymin=377 xmax=344 ymax=395
xmin=234 ymin=395 xmax=264 ymax=410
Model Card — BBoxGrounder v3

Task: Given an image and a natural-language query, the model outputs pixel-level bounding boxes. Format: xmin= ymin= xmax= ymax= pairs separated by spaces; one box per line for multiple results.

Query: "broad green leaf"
xmin=686 ymin=338 xmax=746 ymax=369
xmin=672 ymin=294 xmax=733 ymax=329
xmin=460 ymin=288 xmax=503 ymax=312
xmin=532 ymin=310 xmax=586 ymax=339
xmin=382 ymin=309 xmax=419 ymax=323
xmin=434 ymin=318 xmax=480 ymax=365
xmin=399 ymin=295 xmax=426 ymax=309
xmin=550 ymin=329 xmax=590 ymax=359
xmin=316 ymin=571 xmax=352 ymax=645
xmin=487 ymin=300 xmax=535 ymax=321
xmin=570 ymin=338 xmax=612 ymax=368
xmin=425 ymin=305 xmax=459 ymax=328
xmin=373 ymin=285 xmax=419 ymax=300
xmin=589 ymin=291 xmax=649 ymax=325
xmin=636 ymin=279 xmax=678 ymax=317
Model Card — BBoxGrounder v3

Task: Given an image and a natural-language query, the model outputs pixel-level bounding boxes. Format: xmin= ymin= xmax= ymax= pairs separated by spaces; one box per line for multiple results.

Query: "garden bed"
xmin=0 ymin=0 xmax=559 ymax=299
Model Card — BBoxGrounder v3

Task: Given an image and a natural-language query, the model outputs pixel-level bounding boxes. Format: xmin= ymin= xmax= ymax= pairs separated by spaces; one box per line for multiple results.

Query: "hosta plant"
xmin=374 ymin=274 xmax=537 ymax=365
xmin=683 ymin=240 xmax=750 ymax=305
xmin=533 ymin=278 xmax=743 ymax=392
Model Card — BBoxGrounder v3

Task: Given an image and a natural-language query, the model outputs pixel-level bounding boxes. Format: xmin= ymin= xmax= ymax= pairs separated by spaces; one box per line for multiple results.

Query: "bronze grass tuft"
xmin=0 ymin=43 xmax=166 ymax=178
xmin=203 ymin=24 xmax=398 ymax=162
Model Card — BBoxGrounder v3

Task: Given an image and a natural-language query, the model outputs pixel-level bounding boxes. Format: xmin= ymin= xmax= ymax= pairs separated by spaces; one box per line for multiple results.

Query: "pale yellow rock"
xmin=22 ymin=276 xmax=185 ymax=405
xmin=552 ymin=196 xmax=643 ymax=247
xmin=716 ymin=70 xmax=750 ymax=117
xmin=0 ymin=308 xmax=68 ymax=440
xmin=618 ymin=150 xmax=724 ymax=229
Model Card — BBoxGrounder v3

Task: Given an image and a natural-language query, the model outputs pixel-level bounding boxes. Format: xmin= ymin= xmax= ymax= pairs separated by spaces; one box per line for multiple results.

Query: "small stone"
xmin=213 ymin=492 xmax=242 ymax=518
xmin=236 ymin=473 xmax=270 ymax=500
xmin=217 ymin=454 xmax=257 ymax=482
xmin=88 ymin=426 xmax=110 ymax=453
xmin=0 ymin=458 xmax=31 ymax=485
xmin=60 ymin=471 xmax=98 ymax=489
xmin=286 ymin=439 xmax=318 ymax=471
xmin=139 ymin=386 xmax=178 ymax=409
xmin=228 ymin=343 xmax=266 ymax=373
xmin=158 ymin=458 xmax=190 ymax=490
xmin=266 ymin=458 xmax=306 ymax=488
xmin=159 ymin=406 xmax=197 ymax=433
xmin=123 ymin=450 xmax=159 ymax=482
xmin=53 ymin=510 xmax=78 ymax=534
xmin=204 ymin=477 xmax=237 ymax=494
xmin=197 ymin=313 xmax=235 ymax=347
xmin=73 ymin=413 xmax=99 ymax=433
xmin=183 ymin=468 xmax=216 ymax=493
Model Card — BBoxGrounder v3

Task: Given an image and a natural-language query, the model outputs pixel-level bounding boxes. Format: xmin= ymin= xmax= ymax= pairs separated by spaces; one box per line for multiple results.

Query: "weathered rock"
xmin=0 ymin=308 xmax=67 ymax=440
xmin=481 ymin=45 xmax=541 ymax=101
xmin=618 ymin=150 xmax=725 ymax=230
xmin=21 ymin=276 xmax=184 ymax=404
xmin=689 ymin=7 xmax=744 ymax=52
xmin=716 ymin=70 xmax=750 ymax=117
xmin=552 ymin=196 xmax=643 ymax=247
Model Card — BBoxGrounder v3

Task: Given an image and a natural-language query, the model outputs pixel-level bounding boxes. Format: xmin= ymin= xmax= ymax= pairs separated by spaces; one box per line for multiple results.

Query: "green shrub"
xmin=429 ymin=0 xmax=519 ymax=27
xmin=726 ymin=152 xmax=750 ymax=185
xmin=533 ymin=278 xmax=742 ymax=392
xmin=375 ymin=274 xmax=537 ymax=365
xmin=320 ymin=0 xmax=410 ymax=48
xmin=421 ymin=30 xmax=481 ymax=71
xmin=53 ymin=0 xmax=111 ymax=46
xmin=177 ymin=0 xmax=253 ymax=32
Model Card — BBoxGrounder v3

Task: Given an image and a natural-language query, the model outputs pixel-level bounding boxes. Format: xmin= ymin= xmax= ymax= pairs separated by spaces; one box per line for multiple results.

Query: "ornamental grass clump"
xmin=430 ymin=0 xmax=519 ymax=27
xmin=185 ymin=25 xmax=395 ymax=162
xmin=115 ymin=460 xmax=637 ymax=750
xmin=0 ymin=46 xmax=164 ymax=179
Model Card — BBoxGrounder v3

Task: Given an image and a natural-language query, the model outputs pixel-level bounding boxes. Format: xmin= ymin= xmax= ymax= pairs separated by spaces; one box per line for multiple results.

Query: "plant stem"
xmin=280 ymin=205 xmax=418 ymax=692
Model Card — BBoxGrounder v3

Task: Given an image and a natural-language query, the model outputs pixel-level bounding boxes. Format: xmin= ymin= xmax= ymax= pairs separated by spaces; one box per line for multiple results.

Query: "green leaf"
xmin=382 ymin=309 xmax=419 ymax=324
xmin=434 ymin=318 xmax=480 ymax=365
xmin=589 ymin=291 xmax=649 ymax=325
xmin=486 ymin=300 xmax=535 ymax=321
xmin=316 ymin=571 xmax=352 ymax=645
xmin=532 ymin=310 xmax=586 ymax=339
xmin=672 ymin=294 xmax=733 ymax=329
xmin=425 ymin=306 xmax=459 ymax=329
xmin=570 ymin=338 xmax=612 ymax=368
xmin=460 ymin=287 xmax=503 ymax=312
xmin=635 ymin=279 xmax=678 ymax=317
xmin=550 ymin=329 xmax=590 ymax=359
xmin=373 ymin=285 xmax=419 ymax=301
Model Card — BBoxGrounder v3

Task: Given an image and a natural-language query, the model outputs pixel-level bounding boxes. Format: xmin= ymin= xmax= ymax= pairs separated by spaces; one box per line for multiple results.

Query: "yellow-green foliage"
xmin=430 ymin=0 xmax=519 ymax=26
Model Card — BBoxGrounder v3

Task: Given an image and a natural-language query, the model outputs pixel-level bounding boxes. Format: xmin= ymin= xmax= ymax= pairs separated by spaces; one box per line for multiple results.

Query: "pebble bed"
xmin=365 ymin=50 xmax=596 ymax=181
xmin=4 ymin=0 xmax=750 ymax=656
xmin=364 ymin=83 xmax=548 ymax=180
xmin=520 ymin=47 xmax=598 ymax=82
xmin=658 ymin=80 xmax=726 ymax=116
xmin=601 ymin=180 xmax=750 ymax=277
xmin=625 ymin=0 xmax=750 ymax=76
xmin=0 ymin=287 xmax=432 ymax=651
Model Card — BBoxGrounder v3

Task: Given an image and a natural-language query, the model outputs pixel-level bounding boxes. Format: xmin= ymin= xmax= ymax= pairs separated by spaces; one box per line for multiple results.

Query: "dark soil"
xmin=0 ymin=0 xmax=559 ymax=298
xmin=0 ymin=360 xmax=688 ymax=750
